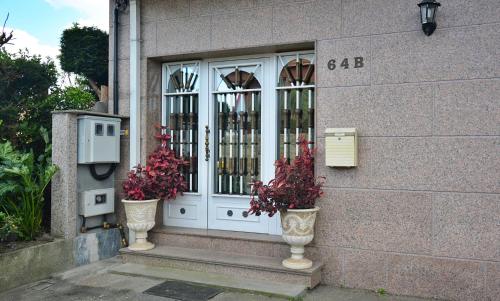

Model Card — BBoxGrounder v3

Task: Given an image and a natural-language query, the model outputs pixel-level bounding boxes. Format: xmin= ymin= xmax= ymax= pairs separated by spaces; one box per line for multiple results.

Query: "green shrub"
xmin=0 ymin=212 xmax=21 ymax=242
xmin=0 ymin=50 xmax=96 ymax=158
xmin=0 ymin=49 xmax=58 ymax=154
xmin=47 ymin=86 xmax=96 ymax=111
xmin=0 ymin=128 xmax=57 ymax=240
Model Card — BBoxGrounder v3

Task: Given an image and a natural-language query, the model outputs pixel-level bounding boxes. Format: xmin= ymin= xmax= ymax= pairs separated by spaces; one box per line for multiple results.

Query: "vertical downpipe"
xmin=129 ymin=0 xmax=141 ymax=170
xmin=129 ymin=0 xmax=141 ymax=243
xmin=113 ymin=5 xmax=119 ymax=115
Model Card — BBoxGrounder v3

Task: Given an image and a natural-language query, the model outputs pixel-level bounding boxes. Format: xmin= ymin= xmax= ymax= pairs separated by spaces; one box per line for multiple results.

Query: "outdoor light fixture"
xmin=418 ymin=0 xmax=441 ymax=36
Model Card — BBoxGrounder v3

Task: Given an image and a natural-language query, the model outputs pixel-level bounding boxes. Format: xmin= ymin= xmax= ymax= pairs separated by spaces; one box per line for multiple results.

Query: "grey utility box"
xmin=79 ymin=188 xmax=115 ymax=218
xmin=77 ymin=115 xmax=121 ymax=164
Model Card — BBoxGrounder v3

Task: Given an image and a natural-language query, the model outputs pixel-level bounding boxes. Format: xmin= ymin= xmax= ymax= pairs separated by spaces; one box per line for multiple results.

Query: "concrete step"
xmin=119 ymin=245 xmax=322 ymax=289
xmin=109 ymin=262 xmax=307 ymax=299
xmin=150 ymin=226 xmax=290 ymax=258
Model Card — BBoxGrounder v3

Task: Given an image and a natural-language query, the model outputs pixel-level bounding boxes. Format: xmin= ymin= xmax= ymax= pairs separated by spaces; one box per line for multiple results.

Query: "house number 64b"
xmin=327 ymin=57 xmax=364 ymax=70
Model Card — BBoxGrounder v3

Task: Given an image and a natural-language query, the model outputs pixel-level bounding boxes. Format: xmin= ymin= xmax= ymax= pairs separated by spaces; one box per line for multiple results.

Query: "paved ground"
xmin=0 ymin=258 xmax=435 ymax=301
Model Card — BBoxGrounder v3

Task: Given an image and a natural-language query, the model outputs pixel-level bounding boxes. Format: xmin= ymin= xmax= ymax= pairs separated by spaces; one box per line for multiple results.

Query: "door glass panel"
xmin=277 ymin=53 xmax=315 ymax=161
xmin=164 ymin=62 xmax=200 ymax=192
xmin=213 ymin=64 xmax=262 ymax=195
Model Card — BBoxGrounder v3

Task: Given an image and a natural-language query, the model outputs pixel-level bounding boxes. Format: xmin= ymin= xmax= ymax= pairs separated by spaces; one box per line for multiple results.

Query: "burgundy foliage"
xmin=249 ymin=137 xmax=324 ymax=217
xmin=123 ymin=126 xmax=188 ymax=201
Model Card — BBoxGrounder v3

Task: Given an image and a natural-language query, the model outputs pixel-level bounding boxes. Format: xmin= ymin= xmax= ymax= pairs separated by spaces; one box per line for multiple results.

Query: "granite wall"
xmin=50 ymin=111 xmax=123 ymax=282
xmin=108 ymin=1 xmax=499 ymax=300
xmin=0 ymin=229 xmax=121 ymax=292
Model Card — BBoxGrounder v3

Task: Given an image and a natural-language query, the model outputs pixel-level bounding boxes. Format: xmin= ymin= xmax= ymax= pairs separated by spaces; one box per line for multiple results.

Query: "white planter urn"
xmin=122 ymin=199 xmax=159 ymax=251
xmin=280 ymin=207 xmax=320 ymax=270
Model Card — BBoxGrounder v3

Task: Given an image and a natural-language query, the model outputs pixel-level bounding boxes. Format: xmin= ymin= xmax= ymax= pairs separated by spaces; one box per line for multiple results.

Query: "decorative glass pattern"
xmin=164 ymin=62 xmax=200 ymax=192
xmin=213 ymin=64 xmax=262 ymax=195
xmin=277 ymin=53 xmax=315 ymax=161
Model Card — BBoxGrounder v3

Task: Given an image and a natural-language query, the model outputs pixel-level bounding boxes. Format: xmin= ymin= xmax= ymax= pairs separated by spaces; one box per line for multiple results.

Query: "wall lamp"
xmin=418 ymin=0 xmax=441 ymax=36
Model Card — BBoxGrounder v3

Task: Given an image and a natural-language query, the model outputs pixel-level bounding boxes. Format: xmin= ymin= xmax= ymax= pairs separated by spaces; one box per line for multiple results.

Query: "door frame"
xmin=161 ymin=51 xmax=315 ymax=235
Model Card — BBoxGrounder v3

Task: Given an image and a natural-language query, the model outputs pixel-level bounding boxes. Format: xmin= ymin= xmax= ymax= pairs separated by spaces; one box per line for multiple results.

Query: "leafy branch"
xmin=0 ymin=13 xmax=13 ymax=48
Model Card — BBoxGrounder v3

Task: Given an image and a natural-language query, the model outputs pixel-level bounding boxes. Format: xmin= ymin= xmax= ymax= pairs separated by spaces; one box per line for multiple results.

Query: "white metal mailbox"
xmin=79 ymin=188 xmax=115 ymax=217
xmin=325 ymin=128 xmax=358 ymax=167
xmin=77 ymin=115 xmax=121 ymax=164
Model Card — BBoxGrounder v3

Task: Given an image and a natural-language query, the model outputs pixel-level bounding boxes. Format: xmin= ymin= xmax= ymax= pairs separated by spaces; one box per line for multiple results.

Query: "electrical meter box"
xmin=79 ymin=188 xmax=115 ymax=217
xmin=325 ymin=128 xmax=358 ymax=167
xmin=77 ymin=115 xmax=121 ymax=164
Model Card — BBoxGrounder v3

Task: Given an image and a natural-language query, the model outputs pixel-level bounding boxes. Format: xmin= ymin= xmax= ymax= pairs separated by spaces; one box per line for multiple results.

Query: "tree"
xmin=0 ymin=50 xmax=95 ymax=155
xmin=59 ymin=24 xmax=108 ymax=99
xmin=0 ymin=49 xmax=58 ymax=152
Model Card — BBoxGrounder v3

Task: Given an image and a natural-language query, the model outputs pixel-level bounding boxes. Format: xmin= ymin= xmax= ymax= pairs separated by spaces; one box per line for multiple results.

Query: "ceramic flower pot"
xmin=122 ymin=199 xmax=159 ymax=251
xmin=280 ymin=207 xmax=320 ymax=270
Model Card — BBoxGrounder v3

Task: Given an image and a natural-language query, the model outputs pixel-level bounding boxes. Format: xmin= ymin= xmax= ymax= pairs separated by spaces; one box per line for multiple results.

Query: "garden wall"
xmin=0 ymin=228 xmax=121 ymax=292
xmin=0 ymin=239 xmax=73 ymax=292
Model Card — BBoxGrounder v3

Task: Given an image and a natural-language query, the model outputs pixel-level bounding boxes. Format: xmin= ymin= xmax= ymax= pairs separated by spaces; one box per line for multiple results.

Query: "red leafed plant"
xmin=123 ymin=125 xmax=188 ymax=201
xmin=249 ymin=137 xmax=324 ymax=217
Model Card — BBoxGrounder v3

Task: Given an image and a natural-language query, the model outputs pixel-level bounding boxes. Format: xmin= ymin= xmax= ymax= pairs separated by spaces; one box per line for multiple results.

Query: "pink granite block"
xmin=387 ymin=254 xmax=485 ymax=301
xmin=342 ymin=248 xmax=387 ymax=291
xmin=433 ymin=192 xmax=500 ymax=261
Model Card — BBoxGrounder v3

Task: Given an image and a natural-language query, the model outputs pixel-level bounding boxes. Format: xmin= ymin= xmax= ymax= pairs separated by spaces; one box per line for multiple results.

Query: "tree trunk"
xmin=100 ymin=85 xmax=109 ymax=102
xmin=88 ymin=79 xmax=102 ymax=100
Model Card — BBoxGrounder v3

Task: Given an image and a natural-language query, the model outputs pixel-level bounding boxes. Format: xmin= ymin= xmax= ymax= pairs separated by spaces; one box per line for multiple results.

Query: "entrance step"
xmin=119 ymin=245 xmax=322 ymax=289
xmin=150 ymin=226 xmax=289 ymax=258
xmin=109 ymin=262 xmax=307 ymax=299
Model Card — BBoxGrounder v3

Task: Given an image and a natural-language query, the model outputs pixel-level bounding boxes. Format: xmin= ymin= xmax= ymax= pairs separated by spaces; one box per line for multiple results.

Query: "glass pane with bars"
xmin=164 ymin=62 xmax=200 ymax=192
xmin=213 ymin=64 xmax=262 ymax=195
xmin=276 ymin=53 xmax=315 ymax=160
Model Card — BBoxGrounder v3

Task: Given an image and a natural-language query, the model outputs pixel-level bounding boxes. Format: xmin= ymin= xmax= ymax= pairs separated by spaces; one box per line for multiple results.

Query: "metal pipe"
xmin=241 ymin=65 xmax=259 ymax=89
xmin=308 ymin=89 xmax=314 ymax=149
xmin=220 ymin=74 xmax=235 ymax=90
xmin=295 ymin=88 xmax=301 ymax=157
xmin=129 ymin=0 xmax=141 ymax=170
xmin=275 ymin=85 xmax=315 ymax=90
xmin=229 ymin=101 xmax=234 ymax=194
xmin=283 ymin=90 xmax=290 ymax=160
xmin=238 ymin=93 xmax=247 ymax=195
xmin=169 ymin=96 xmax=175 ymax=150
xmin=112 ymin=6 xmax=119 ymax=115
xmin=250 ymin=92 xmax=257 ymax=180
xmin=303 ymin=63 xmax=315 ymax=85
xmin=235 ymin=67 xmax=241 ymax=87
xmin=188 ymin=95 xmax=193 ymax=191
xmin=179 ymin=65 xmax=184 ymax=162
xmin=212 ymin=88 xmax=261 ymax=94
xmin=296 ymin=55 xmax=302 ymax=85
xmin=190 ymin=63 xmax=199 ymax=91
xmin=164 ymin=91 xmax=199 ymax=96
xmin=218 ymin=95 xmax=225 ymax=193
xmin=167 ymin=65 xmax=179 ymax=150
xmin=241 ymin=73 xmax=254 ymax=89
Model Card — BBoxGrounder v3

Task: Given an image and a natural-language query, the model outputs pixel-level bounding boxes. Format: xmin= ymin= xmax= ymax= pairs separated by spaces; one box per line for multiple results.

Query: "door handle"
xmin=205 ymin=125 xmax=210 ymax=161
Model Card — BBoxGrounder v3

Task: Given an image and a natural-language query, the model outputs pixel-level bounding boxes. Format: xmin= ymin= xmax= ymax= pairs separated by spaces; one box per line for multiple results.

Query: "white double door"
xmin=163 ymin=56 xmax=281 ymax=235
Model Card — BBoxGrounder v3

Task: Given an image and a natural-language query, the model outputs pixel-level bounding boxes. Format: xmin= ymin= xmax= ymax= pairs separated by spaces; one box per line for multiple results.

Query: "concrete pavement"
xmin=0 ymin=258 xmax=438 ymax=301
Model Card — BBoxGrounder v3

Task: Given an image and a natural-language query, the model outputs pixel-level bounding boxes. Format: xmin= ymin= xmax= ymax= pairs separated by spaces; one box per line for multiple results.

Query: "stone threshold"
xmin=152 ymin=226 xmax=287 ymax=244
xmin=109 ymin=262 xmax=307 ymax=299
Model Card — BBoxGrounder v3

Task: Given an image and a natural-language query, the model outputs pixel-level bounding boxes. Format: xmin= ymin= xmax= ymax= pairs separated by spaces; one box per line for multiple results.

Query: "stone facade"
xmin=108 ymin=1 xmax=500 ymax=300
